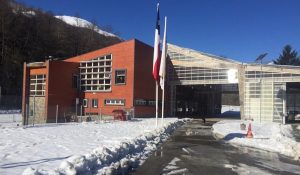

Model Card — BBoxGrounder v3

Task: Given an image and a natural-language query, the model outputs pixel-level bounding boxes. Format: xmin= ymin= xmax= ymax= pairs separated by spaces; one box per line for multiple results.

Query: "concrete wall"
xmin=28 ymin=96 xmax=46 ymax=124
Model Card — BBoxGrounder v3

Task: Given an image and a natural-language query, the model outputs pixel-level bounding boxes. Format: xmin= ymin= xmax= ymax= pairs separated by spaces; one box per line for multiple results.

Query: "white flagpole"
xmin=156 ymin=82 xmax=158 ymax=127
xmin=161 ymin=17 xmax=167 ymax=125
xmin=160 ymin=16 xmax=167 ymax=125
xmin=162 ymin=84 xmax=165 ymax=124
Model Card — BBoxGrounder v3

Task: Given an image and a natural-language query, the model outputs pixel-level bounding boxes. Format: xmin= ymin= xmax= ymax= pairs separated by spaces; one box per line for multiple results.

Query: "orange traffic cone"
xmin=246 ymin=123 xmax=253 ymax=138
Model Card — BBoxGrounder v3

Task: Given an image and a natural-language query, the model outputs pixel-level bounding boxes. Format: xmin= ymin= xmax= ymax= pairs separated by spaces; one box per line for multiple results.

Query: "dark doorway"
xmin=286 ymin=82 xmax=300 ymax=122
xmin=175 ymin=85 xmax=222 ymax=118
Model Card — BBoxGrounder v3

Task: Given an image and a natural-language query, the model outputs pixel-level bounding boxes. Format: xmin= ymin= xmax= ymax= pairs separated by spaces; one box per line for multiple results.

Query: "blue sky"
xmin=18 ymin=0 xmax=300 ymax=63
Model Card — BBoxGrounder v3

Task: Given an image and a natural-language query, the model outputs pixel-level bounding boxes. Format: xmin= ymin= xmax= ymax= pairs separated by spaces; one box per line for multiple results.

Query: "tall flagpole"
xmin=153 ymin=3 xmax=160 ymax=128
xmin=156 ymin=82 xmax=158 ymax=127
xmin=162 ymin=82 xmax=165 ymax=124
xmin=161 ymin=16 xmax=167 ymax=125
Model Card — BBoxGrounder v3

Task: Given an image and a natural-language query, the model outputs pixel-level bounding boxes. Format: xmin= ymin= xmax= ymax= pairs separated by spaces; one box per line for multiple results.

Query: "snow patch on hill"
xmin=22 ymin=10 xmax=36 ymax=16
xmin=55 ymin=15 xmax=117 ymax=37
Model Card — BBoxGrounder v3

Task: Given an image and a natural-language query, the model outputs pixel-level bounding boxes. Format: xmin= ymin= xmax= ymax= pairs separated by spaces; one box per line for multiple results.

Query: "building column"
xmin=22 ymin=62 xmax=29 ymax=125
xmin=238 ymin=65 xmax=245 ymax=120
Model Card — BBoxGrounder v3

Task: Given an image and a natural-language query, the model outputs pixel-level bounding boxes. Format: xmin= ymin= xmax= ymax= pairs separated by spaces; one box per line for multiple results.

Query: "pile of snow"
xmin=23 ymin=119 xmax=186 ymax=175
xmin=212 ymin=120 xmax=300 ymax=160
xmin=55 ymin=15 xmax=117 ymax=37
xmin=0 ymin=118 xmax=186 ymax=174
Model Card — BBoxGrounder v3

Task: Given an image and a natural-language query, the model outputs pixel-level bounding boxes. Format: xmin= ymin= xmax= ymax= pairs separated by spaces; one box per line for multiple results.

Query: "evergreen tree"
xmin=274 ymin=45 xmax=300 ymax=66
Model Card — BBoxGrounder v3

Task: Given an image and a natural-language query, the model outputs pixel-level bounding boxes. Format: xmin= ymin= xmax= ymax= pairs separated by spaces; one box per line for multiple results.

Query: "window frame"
xmin=92 ymin=99 xmax=98 ymax=108
xmin=104 ymin=99 xmax=125 ymax=106
xmin=83 ymin=99 xmax=88 ymax=108
xmin=115 ymin=69 xmax=127 ymax=85
xmin=148 ymin=100 xmax=156 ymax=106
xmin=79 ymin=54 xmax=112 ymax=92
xmin=134 ymin=99 xmax=147 ymax=106
xmin=29 ymin=74 xmax=46 ymax=96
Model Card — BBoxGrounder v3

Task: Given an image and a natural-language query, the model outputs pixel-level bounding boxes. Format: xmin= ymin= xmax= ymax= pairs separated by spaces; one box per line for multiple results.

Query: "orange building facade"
xmin=22 ymin=39 xmax=161 ymax=124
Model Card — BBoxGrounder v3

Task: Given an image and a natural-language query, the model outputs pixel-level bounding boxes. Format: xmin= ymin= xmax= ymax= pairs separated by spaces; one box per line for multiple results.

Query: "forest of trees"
xmin=0 ymin=0 xmax=121 ymax=96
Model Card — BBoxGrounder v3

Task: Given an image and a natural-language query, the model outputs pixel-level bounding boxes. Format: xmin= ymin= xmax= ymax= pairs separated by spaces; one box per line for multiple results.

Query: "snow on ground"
xmin=221 ymin=105 xmax=240 ymax=113
xmin=221 ymin=105 xmax=240 ymax=118
xmin=55 ymin=15 xmax=117 ymax=37
xmin=212 ymin=120 xmax=300 ymax=160
xmin=0 ymin=117 xmax=186 ymax=175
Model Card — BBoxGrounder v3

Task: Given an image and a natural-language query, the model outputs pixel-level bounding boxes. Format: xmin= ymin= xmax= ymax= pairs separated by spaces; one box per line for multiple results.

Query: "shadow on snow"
xmin=0 ymin=156 xmax=70 ymax=169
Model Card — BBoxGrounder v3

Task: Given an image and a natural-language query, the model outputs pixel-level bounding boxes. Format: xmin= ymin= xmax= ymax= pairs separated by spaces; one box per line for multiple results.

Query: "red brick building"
xmin=22 ymin=39 xmax=161 ymax=124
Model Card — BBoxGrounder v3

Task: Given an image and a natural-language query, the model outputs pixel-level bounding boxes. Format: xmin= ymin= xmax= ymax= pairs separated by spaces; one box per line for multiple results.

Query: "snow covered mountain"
xmin=55 ymin=15 xmax=118 ymax=38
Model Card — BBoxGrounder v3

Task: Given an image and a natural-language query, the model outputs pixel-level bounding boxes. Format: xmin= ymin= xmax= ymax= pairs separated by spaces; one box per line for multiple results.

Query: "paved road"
xmin=133 ymin=120 xmax=300 ymax=175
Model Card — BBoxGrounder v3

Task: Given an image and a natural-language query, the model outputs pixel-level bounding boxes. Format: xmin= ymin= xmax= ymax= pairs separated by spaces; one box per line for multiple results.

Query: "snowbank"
xmin=212 ymin=120 xmax=300 ymax=160
xmin=22 ymin=119 xmax=186 ymax=175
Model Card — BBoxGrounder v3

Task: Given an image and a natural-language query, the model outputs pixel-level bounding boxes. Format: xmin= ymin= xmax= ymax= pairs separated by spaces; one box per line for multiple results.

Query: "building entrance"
xmin=174 ymin=84 xmax=240 ymax=119
xmin=287 ymin=82 xmax=300 ymax=121
xmin=175 ymin=85 xmax=221 ymax=118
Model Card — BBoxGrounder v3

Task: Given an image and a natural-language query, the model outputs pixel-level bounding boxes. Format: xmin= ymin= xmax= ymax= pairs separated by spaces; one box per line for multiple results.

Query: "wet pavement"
xmin=133 ymin=120 xmax=300 ymax=175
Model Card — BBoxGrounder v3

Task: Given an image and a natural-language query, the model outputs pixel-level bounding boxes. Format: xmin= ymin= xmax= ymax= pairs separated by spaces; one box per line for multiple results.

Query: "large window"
xmin=115 ymin=69 xmax=126 ymax=85
xmin=30 ymin=74 xmax=46 ymax=96
xmin=79 ymin=54 xmax=112 ymax=91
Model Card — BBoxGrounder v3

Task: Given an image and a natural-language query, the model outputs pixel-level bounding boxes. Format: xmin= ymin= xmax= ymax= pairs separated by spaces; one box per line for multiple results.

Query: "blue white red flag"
xmin=152 ymin=3 xmax=161 ymax=82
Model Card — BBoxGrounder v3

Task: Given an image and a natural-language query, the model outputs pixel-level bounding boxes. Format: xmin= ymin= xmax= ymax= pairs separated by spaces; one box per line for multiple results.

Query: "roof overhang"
xmin=167 ymin=43 xmax=242 ymax=69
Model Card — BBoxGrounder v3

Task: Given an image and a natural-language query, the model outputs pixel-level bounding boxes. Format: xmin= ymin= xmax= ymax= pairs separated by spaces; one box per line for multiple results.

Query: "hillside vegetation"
xmin=0 ymin=0 xmax=121 ymax=96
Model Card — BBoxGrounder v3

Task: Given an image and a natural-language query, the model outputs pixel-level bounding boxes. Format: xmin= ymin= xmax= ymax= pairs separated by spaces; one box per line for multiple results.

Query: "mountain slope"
xmin=0 ymin=0 xmax=121 ymax=98
xmin=55 ymin=15 xmax=118 ymax=38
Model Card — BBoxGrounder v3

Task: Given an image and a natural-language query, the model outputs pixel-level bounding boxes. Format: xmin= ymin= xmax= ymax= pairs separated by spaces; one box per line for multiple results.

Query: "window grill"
xmin=79 ymin=54 xmax=112 ymax=91
xmin=29 ymin=74 xmax=46 ymax=96
xmin=245 ymin=71 xmax=300 ymax=82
